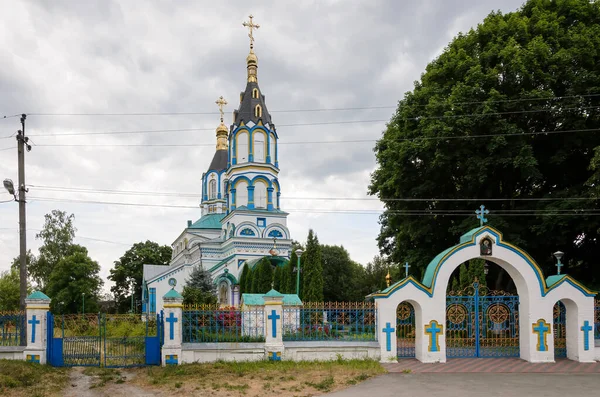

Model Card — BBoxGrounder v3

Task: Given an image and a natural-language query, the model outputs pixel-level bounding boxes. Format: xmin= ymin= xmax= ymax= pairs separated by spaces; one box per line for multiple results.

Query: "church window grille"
xmin=255 ymin=105 xmax=262 ymax=118
xmin=257 ymin=218 xmax=266 ymax=227
xmin=209 ymin=179 xmax=217 ymax=200
xmin=252 ymin=88 xmax=259 ymax=98
xmin=240 ymin=228 xmax=256 ymax=236
xmin=268 ymin=229 xmax=283 ymax=238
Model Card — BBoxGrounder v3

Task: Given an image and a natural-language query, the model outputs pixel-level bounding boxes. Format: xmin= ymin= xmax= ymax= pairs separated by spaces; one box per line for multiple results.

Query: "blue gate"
xmin=47 ymin=312 xmax=163 ymax=367
xmin=446 ymin=282 xmax=519 ymax=358
xmin=396 ymin=302 xmax=415 ymax=358
xmin=553 ymin=301 xmax=566 ymax=358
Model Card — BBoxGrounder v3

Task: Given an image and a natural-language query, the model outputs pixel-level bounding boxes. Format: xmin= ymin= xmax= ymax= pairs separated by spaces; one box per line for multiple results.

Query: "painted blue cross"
xmin=404 ymin=262 xmax=410 ymax=278
xmin=532 ymin=319 xmax=550 ymax=352
xmin=581 ymin=320 xmax=593 ymax=351
xmin=165 ymin=354 xmax=178 ymax=365
xmin=425 ymin=320 xmax=443 ymax=352
xmin=28 ymin=315 xmax=40 ymax=344
xmin=556 ymin=259 xmax=564 ymax=275
xmin=476 ymin=205 xmax=490 ymax=227
xmin=268 ymin=309 xmax=280 ymax=338
xmin=166 ymin=312 xmax=178 ymax=340
xmin=269 ymin=351 xmax=281 ymax=361
xmin=382 ymin=322 xmax=395 ymax=352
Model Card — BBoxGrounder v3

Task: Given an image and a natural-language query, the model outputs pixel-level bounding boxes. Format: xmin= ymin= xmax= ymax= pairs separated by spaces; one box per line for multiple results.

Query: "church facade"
xmin=142 ymin=18 xmax=291 ymax=314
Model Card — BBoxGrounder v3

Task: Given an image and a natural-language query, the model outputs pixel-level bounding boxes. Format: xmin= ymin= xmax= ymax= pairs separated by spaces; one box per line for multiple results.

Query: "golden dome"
xmin=246 ymin=49 xmax=258 ymax=64
xmin=216 ymin=122 xmax=228 ymax=134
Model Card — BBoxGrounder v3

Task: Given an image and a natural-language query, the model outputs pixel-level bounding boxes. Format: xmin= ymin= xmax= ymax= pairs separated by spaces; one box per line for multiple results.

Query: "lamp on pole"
xmin=553 ymin=251 xmax=565 ymax=275
xmin=295 ymin=249 xmax=303 ymax=296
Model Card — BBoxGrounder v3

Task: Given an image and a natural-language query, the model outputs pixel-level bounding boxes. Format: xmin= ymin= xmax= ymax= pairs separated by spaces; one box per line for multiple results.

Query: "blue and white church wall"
xmin=372 ymin=225 xmax=597 ymax=364
xmin=228 ymin=122 xmax=278 ymax=168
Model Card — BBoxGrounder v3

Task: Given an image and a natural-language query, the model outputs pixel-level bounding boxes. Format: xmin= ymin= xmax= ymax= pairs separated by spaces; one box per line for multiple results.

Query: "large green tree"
xmin=46 ymin=245 xmax=103 ymax=314
xmin=301 ymin=230 xmax=324 ymax=302
xmin=30 ymin=210 xmax=76 ymax=290
xmin=369 ymin=0 xmax=600 ymax=289
xmin=251 ymin=257 xmax=274 ymax=294
xmin=322 ymin=245 xmax=363 ymax=301
xmin=108 ymin=241 xmax=172 ymax=313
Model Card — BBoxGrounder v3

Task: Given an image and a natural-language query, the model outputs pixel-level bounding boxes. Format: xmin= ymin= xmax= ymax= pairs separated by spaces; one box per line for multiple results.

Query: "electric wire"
xmin=21 ymin=93 xmax=600 ymax=116
xmin=25 ymin=105 xmax=600 ymax=138
xmin=28 ymin=128 xmax=600 ymax=148
xmin=26 ymin=184 xmax=597 ymax=202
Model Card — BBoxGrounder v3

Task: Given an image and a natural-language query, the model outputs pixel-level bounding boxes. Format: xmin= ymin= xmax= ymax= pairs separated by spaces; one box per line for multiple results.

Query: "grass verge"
xmin=132 ymin=357 xmax=385 ymax=396
xmin=0 ymin=359 xmax=69 ymax=397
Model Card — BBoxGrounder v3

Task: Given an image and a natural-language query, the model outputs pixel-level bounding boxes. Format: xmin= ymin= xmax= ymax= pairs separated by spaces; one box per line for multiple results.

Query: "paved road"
xmin=326 ymin=373 xmax=600 ymax=397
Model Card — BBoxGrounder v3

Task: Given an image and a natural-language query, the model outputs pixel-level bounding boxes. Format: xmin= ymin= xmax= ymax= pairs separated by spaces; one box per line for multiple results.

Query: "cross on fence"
xmin=166 ymin=312 xmax=178 ymax=340
xmin=28 ymin=315 xmax=40 ymax=344
xmin=268 ymin=309 xmax=280 ymax=338
xmin=382 ymin=322 xmax=395 ymax=352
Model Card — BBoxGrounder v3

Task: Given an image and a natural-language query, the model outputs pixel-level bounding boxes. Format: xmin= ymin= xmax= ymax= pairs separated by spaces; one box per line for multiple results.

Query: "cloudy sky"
xmin=0 ymin=0 xmax=526 ymax=291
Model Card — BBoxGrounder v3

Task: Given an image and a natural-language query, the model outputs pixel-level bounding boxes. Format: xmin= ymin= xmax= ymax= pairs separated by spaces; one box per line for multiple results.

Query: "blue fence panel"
xmin=0 ymin=311 xmax=25 ymax=346
xmin=183 ymin=306 xmax=265 ymax=343
xmin=282 ymin=302 xmax=377 ymax=342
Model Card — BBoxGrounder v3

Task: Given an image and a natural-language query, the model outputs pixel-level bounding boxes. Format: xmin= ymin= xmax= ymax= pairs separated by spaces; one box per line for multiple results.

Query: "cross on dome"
xmin=243 ymin=15 xmax=260 ymax=49
xmin=215 ymin=96 xmax=228 ymax=123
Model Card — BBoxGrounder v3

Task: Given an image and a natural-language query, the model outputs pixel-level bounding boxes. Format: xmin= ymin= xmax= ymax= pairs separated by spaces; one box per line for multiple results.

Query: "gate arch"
xmin=372 ymin=225 xmax=596 ymax=364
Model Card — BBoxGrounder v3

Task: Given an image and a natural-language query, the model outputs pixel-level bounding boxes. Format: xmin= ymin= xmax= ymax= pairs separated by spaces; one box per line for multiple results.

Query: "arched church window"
xmin=236 ymin=180 xmax=249 ymax=207
xmin=252 ymin=88 xmax=259 ymax=98
xmin=254 ymin=181 xmax=267 ymax=209
xmin=209 ymin=179 xmax=217 ymax=200
xmin=255 ymin=105 xmax=262 ymax=118
xmin=269 ymin=133 xmax=276 ymax=165
xmin=237 ymin=131 xmax=249 ymax=163
xmin=254 ymin=132 xmax=265 ymax=162
xmin=240 ymin=228 xmax=256 ymax=236
xmin=268 ymin=229 xmax=283 ymax=238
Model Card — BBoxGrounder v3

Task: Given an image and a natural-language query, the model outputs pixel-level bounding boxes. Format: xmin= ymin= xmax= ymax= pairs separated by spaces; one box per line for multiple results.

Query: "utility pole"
xmin=16 ymin=114 xmax=30 ymax=346
xmin=17 ymin=114 xmax=29 ymax=310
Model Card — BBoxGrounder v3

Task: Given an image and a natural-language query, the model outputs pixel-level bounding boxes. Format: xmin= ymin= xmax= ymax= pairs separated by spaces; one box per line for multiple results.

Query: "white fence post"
xmin=162 ymin=289 xmax=183 ymax=366
xmin=23 ymin=291 xmax=51 ymax=364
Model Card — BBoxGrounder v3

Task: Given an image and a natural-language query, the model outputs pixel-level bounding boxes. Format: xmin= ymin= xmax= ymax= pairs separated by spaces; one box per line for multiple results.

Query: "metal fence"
xmin=0 ymin=311 xmax=25 ymax=346
xmin=182 ymin=305 xmax=265 ymax=343
xmin=282 ymin=302 xmax=377 ymax=342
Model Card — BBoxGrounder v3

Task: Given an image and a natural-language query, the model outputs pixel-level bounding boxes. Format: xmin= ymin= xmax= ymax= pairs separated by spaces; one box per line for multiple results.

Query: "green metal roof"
xmin=459 ymin=227 xmax=484 ymax=244
xmin=546 ymin=275 xmax=566 ymax=288
xmin=264 ymin=289 xmax=283 ymax=297
xmin=244 ymin=256 xmax=289 ymax=269
xmin=26 ymin=291 xmax=50 ymax=300
xmin=241 ymin=293 xmax=302 ymax=306
xmin=188 ymin=213 xmax=225 ymax=229
xmin=163 ymin=289 xmax=183 ymax=299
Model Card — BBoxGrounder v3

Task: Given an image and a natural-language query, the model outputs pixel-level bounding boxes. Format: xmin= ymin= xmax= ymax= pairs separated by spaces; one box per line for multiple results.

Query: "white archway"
xmin=372 ymin=226 xmax=596 ymax=364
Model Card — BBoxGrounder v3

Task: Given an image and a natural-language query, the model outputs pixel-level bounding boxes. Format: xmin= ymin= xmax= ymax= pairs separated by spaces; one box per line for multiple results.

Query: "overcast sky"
xmin=0 ymin=0 xmax=526 ymax=291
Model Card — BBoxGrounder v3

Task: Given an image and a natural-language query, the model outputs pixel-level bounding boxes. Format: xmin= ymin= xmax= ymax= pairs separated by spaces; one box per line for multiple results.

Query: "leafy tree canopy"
xmin=302 ymin=229 xmax=324 ymax=302
xmin=46 ymin=245 xmax=103 ymax=314
xmin=182 ymin=265 xmax=217 ymax=305
xmin=108 ymin=240 xmax=172 ymax=313
xmin=0 ymin=268 xmax=23 ymax=311
xmin=369 ymin=0 xmax=600 ymax=289
xmin=30 ymin=210 xmax=76 ymax=290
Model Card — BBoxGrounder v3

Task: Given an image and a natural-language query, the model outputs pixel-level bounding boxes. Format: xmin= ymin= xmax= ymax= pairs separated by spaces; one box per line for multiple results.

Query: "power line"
xmin=21 ymin=93 xmax=600 ymax=117
xmin=0 ymin=227 xmax=131 ymax=246
xmin=0 ymin=146 xmax=15 ymax=151
xmin=27 ymin=184 xmax=597 ymax=202
xmin=29 ymin=127 xmax=600 ymax=148
xmin=26 ymin=105 xmax=600 ymax=138
xmin=25 ymin=196 xmax=600 ymax=216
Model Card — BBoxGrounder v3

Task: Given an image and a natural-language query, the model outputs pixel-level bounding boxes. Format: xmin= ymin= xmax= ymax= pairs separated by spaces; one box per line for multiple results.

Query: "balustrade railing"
xmin=0 ymin=311 xmax=25 ymax=346
xmin=182 ymin=305 xmax=265 ymax=343
xmin=282 ymin=302 xmax=377 ymax=342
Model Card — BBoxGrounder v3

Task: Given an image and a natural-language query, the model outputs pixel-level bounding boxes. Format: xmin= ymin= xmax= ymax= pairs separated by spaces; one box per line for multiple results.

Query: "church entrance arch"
xmin=396 ymin=302 xmax=416 ymax=358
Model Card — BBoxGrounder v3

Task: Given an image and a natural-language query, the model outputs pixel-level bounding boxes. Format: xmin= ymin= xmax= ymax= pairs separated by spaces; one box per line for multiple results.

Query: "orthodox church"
xmin=142 ymin=16 xmax=291 ymax=314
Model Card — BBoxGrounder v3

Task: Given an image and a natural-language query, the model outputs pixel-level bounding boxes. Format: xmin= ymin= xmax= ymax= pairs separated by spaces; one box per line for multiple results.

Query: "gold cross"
xmin=215 ymin=96 xmax=227 ymax=121
xmin=242 ymin=14 xmax=260 ymax=48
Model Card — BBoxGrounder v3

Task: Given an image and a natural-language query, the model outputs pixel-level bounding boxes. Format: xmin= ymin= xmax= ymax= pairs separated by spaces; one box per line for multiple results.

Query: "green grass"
xmin=307 ymin=375 xmax=335 ymax=391
xmin=0 ymin=360 xmax=69 ymax=396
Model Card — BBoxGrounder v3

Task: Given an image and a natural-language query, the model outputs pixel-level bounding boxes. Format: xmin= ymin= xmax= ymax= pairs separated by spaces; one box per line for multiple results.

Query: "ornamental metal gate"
xmin=47 ymin=312 xmax=163 ymax=367
xmin=446 ymin=282 xmax=519 ymax=358
xmin=396 ymin=302 xmax=416 ymax=358
xmin=553 ymin=301 xmax=567 ymax=358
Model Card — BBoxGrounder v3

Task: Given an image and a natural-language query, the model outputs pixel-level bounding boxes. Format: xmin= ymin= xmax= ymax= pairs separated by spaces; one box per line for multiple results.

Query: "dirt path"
xmin=62 ymin=367 xmax=157 ymax=397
